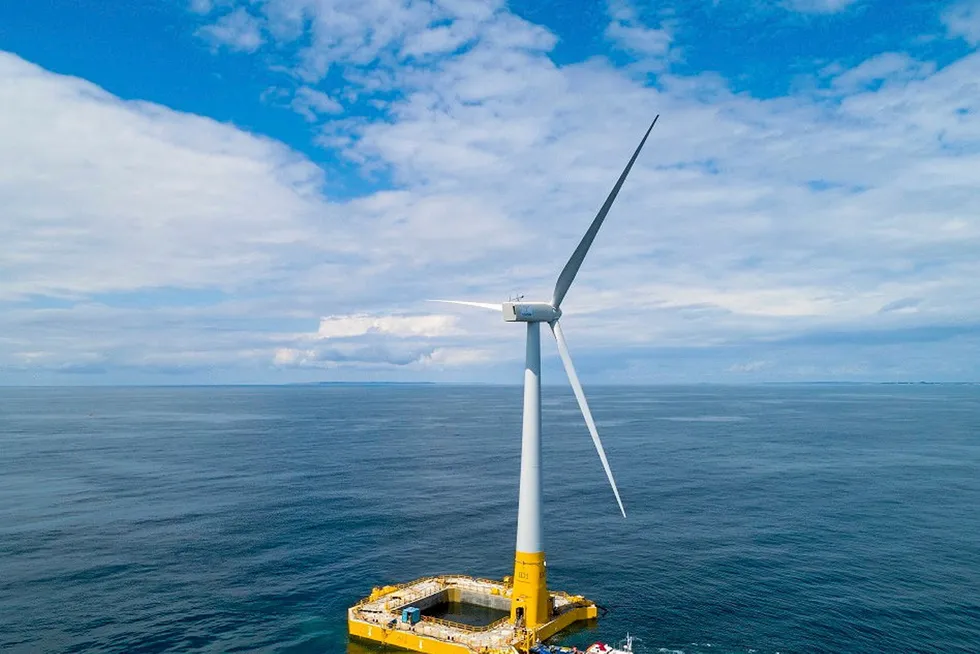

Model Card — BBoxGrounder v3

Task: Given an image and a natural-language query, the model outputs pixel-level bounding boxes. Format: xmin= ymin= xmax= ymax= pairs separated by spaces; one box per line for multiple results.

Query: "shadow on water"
xmin=543 ymin=618 xmax=600 ymax=647
xmin=347 ymin=637 xmax=386 ymax=654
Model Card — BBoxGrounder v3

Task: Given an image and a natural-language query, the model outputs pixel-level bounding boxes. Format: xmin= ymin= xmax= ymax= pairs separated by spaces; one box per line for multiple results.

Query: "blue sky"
xmin=1 ymin=0 xmax=979 ymax=384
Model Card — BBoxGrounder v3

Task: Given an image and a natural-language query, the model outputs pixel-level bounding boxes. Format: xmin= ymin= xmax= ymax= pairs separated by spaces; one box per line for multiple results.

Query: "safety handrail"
xmin=420 ymin=615 xmax=511 ymax=633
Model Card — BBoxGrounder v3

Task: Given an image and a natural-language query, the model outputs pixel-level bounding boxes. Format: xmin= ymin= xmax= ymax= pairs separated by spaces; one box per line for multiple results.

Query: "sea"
xmin=1 ymin=384 xmax=978 ymax=654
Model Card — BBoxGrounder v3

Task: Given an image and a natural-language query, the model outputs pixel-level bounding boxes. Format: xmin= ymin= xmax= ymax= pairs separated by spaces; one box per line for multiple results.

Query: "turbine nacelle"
xmin=503 ymin=302 xmax=561 ymax=323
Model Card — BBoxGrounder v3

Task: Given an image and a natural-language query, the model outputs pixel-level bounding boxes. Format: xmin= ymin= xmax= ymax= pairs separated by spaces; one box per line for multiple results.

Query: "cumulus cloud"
xmin=942 ymin=1 xmax=980 ymax=45
xmin=189 ymin=0 xmax=214 ymax=15
xmin=265 ymin=313 xmax=490 ymax=370
xmin=316 ymin=314 xmax=460 ymax=339
xmin=421 ymin=347 xmax=495 ymax=367
xmin=271 ymin=343 xmax=489 ymax=369
xmin=340 ymin=42 xmax=980 ymax=348
xmin=197 ymin=7 xmax=265 ymax=52
xmin=0 ymin=52 xmax=336 ymax=300
xmin=727 ymin=360 xmax=770 ymax=373
xmin=291 ymin=86 xmax=343 ymax=121
xmin=198 ymin=0 xmax=511 ymax=81
xmin=401 ymin=23 xmax=478 ymax=58
xmin=192 ymin=0 xmax=548 ymax=91
xmin=782 ymin=0 xmax=861 ymax=14
xmin=830 ymin=53 xmax=935 ymax=91
xmin=272 ymin=343 xmax=432 ymax=367
xmin=605 ymin=0 xmax=673 ymax=60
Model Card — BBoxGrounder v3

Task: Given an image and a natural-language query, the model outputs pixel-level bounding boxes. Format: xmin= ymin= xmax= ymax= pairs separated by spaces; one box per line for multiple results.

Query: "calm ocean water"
xmin=1 ymin=385 xmax=978 ymax=653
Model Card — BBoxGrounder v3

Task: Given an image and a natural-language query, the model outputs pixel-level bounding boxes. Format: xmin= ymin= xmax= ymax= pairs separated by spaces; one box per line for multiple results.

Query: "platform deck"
xmin=348 ymin=576 xmax=598 ymax=654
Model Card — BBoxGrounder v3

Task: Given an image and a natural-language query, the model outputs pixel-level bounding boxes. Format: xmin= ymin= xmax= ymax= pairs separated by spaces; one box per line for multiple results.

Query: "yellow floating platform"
xmin=348 ymin=575 xmax=598 ymax=654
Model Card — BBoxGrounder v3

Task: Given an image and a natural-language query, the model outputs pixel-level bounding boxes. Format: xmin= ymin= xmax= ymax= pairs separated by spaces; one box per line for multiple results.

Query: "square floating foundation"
xmin=348 ymin=576 xmax=598 ymax=654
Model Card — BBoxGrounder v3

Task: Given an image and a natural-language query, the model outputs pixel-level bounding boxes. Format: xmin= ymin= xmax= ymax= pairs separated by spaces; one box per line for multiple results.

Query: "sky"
xmin=1 ymin=0 xmax=978 ymax=385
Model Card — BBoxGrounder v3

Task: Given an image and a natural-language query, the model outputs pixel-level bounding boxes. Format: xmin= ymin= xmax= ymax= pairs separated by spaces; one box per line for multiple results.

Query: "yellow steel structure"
xmin=347 ymin=575 xmax=598 ymax=654
xmin=509 ymin=551 xmax=549 ymax=628
xmin=347 ymin=620 xmax=473 ymax=654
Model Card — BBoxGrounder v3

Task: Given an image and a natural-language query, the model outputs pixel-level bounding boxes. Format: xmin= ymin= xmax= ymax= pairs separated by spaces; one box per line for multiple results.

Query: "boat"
xmin=586 ymin=633 xmax=636 ymax=654
xmin=530 ymin=633 xmax=637 ymax=654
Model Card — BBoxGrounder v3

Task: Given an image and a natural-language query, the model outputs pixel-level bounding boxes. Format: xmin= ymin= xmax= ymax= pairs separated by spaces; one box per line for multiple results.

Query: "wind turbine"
xmin=434 ymin=116 xmax=659 ymax=630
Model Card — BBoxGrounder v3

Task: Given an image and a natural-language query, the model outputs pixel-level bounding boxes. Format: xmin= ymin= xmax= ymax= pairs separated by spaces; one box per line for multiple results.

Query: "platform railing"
xmin=353 ymin=576 xmax=444 ymax=607
xmin=355 ymin=575 xmax=513 ymax=609
xmin=420 ymin=615 xmax=511 ymax=633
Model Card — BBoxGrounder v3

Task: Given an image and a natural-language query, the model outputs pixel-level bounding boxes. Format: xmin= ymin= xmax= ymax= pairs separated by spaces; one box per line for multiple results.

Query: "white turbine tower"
xmin=434 ymin=116 xmax=658 ymax=630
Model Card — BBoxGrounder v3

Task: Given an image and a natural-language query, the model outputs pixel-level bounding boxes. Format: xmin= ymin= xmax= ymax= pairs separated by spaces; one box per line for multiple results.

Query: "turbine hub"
xmin=503 ymin=302 xmax=561 ymax=323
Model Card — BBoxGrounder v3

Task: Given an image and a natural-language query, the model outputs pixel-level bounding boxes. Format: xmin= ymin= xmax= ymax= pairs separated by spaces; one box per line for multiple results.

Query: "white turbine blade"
xmin=550 ymin=320 xmax=626 ymax=518
xmin=428 ymin=300 xmax=500 ymax=311
xmin=552 ymin=116 xmax=659 ymax=309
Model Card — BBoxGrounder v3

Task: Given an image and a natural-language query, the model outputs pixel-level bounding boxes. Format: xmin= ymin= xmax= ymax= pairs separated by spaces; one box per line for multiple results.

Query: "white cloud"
xmin=189 ymin=0 xmax=214 ymax=15
xmin=262 ymin=313 xmax=488 ymax=370
xmin=401 ymin=22 xmax=478 ymax=58
xmin=270 ymin=342 xmax=486 ymax=369
xmin=943 ymin=1 xmax=980 ymax=45
xmin=421 ymin=347 xmax=495 ymax=367
xmin=270 ymin=342 xmax=431 ymax=367
xmin=782 ymin=0 xmax=860 ymax=14
xmin=316 ymin=314 xmax=460 ymax=338
xmin=339 ymin=39 xmax=980 ymax=370
xmin=0 ymin=52 xmax=338 ymax=300
xmin=195 ymin=0 xmax=542 ymax=85
xmin=291 ymin=86 xmax=343 ymax=121
xmin=197 ymin=7 xmax=265 ymax=52
xmin=606 ymin=21 xmax=672 ymax=59
xmin=727 ymin=360 xmax=770 ymax=373
xmin=274 ymin=347 xmax=308 ymax=366
xmin=283 ymin=0 xmax=485 ymax=79
xmin=831 ymin=53 xmax=935 ymax=91
xmin=605 ymin=0 xmax=673 ymax=60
